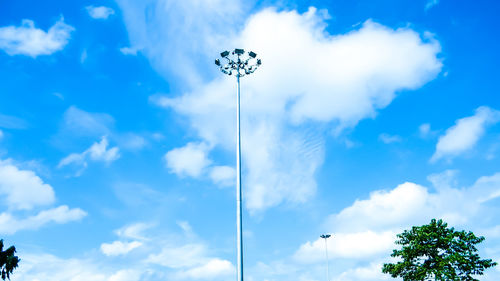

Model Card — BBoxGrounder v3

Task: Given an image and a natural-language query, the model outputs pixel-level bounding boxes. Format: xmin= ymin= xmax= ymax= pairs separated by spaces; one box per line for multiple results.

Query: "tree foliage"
xmin=0 ymin=240 xmax=19 ymax=280
xmin=382 ymin=219 xmax=497 ymax=281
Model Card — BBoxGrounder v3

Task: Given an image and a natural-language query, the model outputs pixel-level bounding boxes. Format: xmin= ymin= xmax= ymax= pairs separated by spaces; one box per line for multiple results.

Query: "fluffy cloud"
xmin=176 ymin=258 xmax=235 ymax=280
xmin=118 ymin=0 xmax=448 ymax=217
xmin=164 ymin=142 xmax=211 ymax=178
xmin=146 ymin=243 xmax=208 ymax=268
xmin=108 ymin=270 xmax=143 ymax=281
xmin=378 ymin=133 xmax=402 ymax=144
xmin=16 ymin=222 xmax=234 ymax=281
xmin=0 ymin=160 xmax=86 ymax=234
xmin=147 ymin=243 xmax=235 ymax=280
xmin=425 ymin=0 xmax=440 ymax=11
xmin=294 ymin=170 xmax=500 ymax=268
xmin=294 ymin=230 xmax=396 ymax=262
xmin=117 ymin=0 xmax=242 ymax=84
xmin=142 ymin=6 xmax=441 ymax=212
xmin=335 ymin=262 xmax=391 ymax=281
xmin=0 ymin=18 xmax=73 ymax=57
xmin=58 ymin=136 xmax=120 ymax=175
xmin=431 ymin=106 xmax=500 ymax=162
xmin=14 ymin=253 xmax=143 ymax=281
xmin=0 ymin=159 xmax=55 ymax=210
xmin=114 ymin=222 xmax=153 ymax=240
xmin=100 ymin=241 xmax=143 ymax=256
xmin=0 ymin=205 xmax=86 ymax=235
xmin=86 ymin=6 xmax=115 ymax=20
xmin=209 ymin=166 xmax=235 ymax=187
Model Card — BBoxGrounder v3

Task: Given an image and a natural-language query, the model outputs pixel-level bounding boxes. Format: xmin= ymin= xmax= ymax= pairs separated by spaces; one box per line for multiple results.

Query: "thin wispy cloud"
xmin=86 ymin=6 xmax=115 ymax=20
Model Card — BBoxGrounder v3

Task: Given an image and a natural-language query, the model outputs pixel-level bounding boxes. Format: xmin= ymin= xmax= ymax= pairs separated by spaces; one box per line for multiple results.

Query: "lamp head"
xmin=220 ymin=50 xmax=229 ymax=58
xmin=249 ymin=51 xmax=257 ymax=58
xmin=257 ymin=59 xmax=262 ymax=65
xmin=215 ymin=59 xmax=220 ymax=66
xmin=234 ymin=48 xmax=244 ymax=55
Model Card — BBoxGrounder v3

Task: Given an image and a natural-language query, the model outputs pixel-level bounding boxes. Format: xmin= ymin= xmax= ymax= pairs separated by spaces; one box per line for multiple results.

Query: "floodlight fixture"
xmin=214 ymin=49 xmax=261 ymax=281
xmin=215 ymin=48 xmax=262 ymax=78
xmin=320 ymin=234 xmax=332 ymax=281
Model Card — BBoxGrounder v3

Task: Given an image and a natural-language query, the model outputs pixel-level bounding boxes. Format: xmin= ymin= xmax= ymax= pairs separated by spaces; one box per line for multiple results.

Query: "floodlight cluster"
xmin=215 ymin=48 xmax=262 ymax=77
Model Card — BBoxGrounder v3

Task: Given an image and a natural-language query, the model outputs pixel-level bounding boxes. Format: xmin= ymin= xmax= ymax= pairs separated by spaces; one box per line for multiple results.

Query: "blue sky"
xmin=1 ymin=0 xmax=500 ymax=280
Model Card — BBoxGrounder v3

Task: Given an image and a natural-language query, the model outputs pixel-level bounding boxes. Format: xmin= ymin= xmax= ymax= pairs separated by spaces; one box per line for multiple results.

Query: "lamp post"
xmin=320 ymin=234 xmax=332 ymax=281
xmin=215 ymin=49 xmax=261 ymax=281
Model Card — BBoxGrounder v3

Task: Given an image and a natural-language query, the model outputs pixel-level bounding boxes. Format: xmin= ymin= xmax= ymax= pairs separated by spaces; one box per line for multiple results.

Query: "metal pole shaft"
xmin=324 ymin=238 xmax=330 ymax=281
xmin=236 ymin=71 xmax=244 ymax=281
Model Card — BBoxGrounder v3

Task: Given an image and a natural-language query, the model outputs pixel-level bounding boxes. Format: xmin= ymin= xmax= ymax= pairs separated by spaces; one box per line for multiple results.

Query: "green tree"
xmin=0 ymin=240 xmax=19 ymax=280
xmin=382 ymin=219 xmax=497 ymax=281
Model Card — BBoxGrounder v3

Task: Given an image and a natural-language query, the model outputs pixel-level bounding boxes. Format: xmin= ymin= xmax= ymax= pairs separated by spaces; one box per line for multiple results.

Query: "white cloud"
xmin=209 ymin=166 xmax=235 ymax=187
xmin=0 ymin=129 xmax=3 ymax=140
xmin=0 ymin=18 xmax=73 ymax=57
xmin=58 ymin=136 xmax=120 ymax=175
xmin=115 ymin=222 xmax=153 ymax=240
xmin=294 ymin=230 xmax=396 ymax=262
xmin=294 ymin=170 xmax=500 ymax=269
xmin=80 ymin=48 xmax=88 ymax=64
xmin=15 ymin=221 xmax=234 ymax=281
xmin=0 ymin=159 xmax=86 ymax=234
xmin=14 ymin=253 xmax=142 ymax=281
xmin=164 ymin=142 xmax=211 ymax=178
xmin=147 ymin=243 xmax=208 ymax=268
xmin=100 ymin=241 xmax=143 ymax=256
xmin=419 ymin=123 xmax=431 ymax=138
xmin=108 ymin=270 xmax=142 ymax=281
xmin=425 ymin=0 xmax=440 ymax=11
xmin=177 ymin=258 xmax=235 ymax=280
xmin=335 ymin=262 xmax=391 ymax=281
xmin=143 ymin=7 xmax=442 ymax=212
xmin=146 ymin=242 xmax=235 ymax=280
xmin=116 ymin=133 xmax=147 ymax=150
xmin=87 ymin=137 xmax=120 ymax=162
xmin=119 ymin=46 xmax=140 ymax=55
xmin=378 ymin=133 xmax=402 ymax=144
xmin=329 ymin=182 xmax=431 ymax=232
xmin=116 ymin=0 xmax=243 ymax=85
xmin=0 ymin=205 xmax=86 ymax=235
xmin=0 ymin=159 xmax=55 ymax=210
xmin=431 ymin=106 xmax=500 ymax=162
xmin=61 ymin=106 xmax=114 ymax=138
xmin=0 ymin=113 xmax=28 ymax=129
xmin=86 ymin=6 xmax=115 ymax=20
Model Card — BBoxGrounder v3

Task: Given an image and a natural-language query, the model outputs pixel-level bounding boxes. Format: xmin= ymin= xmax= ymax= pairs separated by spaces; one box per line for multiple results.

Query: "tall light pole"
xmin=215 ymin=49 xmax=261 ymax=281
xmin=320 ymin=234 xmax=332 ymax=281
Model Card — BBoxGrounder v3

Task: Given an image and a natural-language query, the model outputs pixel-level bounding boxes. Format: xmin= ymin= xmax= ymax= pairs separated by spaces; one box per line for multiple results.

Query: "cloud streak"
xmin=431 ymin=106 xmax=500 ymax=162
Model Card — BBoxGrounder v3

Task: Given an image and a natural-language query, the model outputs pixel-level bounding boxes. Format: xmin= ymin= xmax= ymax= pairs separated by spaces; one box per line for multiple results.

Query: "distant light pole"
xmin=215 ymin=49 xmax=261 ymax=281
xmin=320 ymin=234 xmax=332 ymax=281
